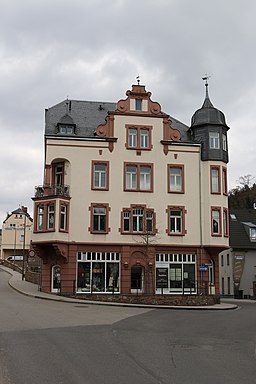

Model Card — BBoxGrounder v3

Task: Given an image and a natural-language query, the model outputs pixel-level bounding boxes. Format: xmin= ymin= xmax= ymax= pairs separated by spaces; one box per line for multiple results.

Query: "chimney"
xmin=21 ymin=206 xmax=27 ymax=213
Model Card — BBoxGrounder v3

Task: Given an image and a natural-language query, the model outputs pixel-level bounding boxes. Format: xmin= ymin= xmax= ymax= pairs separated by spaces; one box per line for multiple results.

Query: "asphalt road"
xmin=1 ymin=269 xmax=256 ymax=384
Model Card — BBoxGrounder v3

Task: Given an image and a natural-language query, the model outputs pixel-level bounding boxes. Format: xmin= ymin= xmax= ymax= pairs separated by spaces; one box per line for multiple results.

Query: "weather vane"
xmin=202 ymin=74 xmax=211 ymax=86
xmin=136 ymin=74 xmax=140 ymax=85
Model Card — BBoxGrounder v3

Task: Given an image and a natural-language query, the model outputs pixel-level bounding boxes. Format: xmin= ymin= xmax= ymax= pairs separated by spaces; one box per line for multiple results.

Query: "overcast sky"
xmin=1 ymin=0 xmax=256 ymax=224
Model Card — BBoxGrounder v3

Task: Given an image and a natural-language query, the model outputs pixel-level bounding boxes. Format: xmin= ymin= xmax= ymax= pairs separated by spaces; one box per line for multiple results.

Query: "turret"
xmin=190 ymin=78 xmax=229 ymax=162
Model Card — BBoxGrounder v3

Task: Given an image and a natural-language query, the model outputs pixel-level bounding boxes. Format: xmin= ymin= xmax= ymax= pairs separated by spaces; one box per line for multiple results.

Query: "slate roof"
xmin=45 ymin=99 xmax=191 ymax=142
xmin=191 ymin=84 xmax=229 ymax=129
xmin=3 ymin=207 xmax=33 ymax=223
xmin=45 ymin=100 xmax=117 ymax=138
xmin=229 ymin=209 xmax=256 ymax=249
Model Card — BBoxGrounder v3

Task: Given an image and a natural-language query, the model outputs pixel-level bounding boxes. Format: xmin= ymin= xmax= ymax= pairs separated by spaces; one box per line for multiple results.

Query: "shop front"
xmin=77 ymin=251 xmax=120 ymax=293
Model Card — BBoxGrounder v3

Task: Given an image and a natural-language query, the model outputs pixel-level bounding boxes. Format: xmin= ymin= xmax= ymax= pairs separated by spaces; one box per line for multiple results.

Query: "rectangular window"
xmin=135 ymin=99 xmax=142 ymax=110
xmin=126 ymin=125 xmax=152 ymax=150
xmin=53 ymin=163 xmax=64 ymax=186
xmin=123 ymin=211 xmax=130 ymax=232
xmin=167 ymin=206 xmax=185 ymax=235
xmin=222 ymin=277 xmax=225 ymax=295
xmin=222 ymin=167 xmax=228 ymax=195
xmin=227 ymin=253 xmax=230 ymax=266
xmin=37 ymin=206 xmax=44 ymax=231
xmin=47 ymin=204 xmax=55 ymax=230
xmin=222 ymin=134 xmax=227 ymax=151
xmin=140 ymin=166 xmax=151 ymax=190
xmin=221 ymin=254 xmax=224 ymax=267
xmin=223 ymin=208 xmax=228 ymax=237
xmin=35 ymin=201 xmax=56 ymax=232
xmin=170 ymin=210 xmax=182 ymax=233
xmin=146 ymin=211 xmax=153 ymax=232
xmin=92 ymin=161 xmax=109 ymax=190
xmin=126 ymin=165 xmax=137 ymax=190
xmin=77 ymin=252 xmax=120 ymax=294
xmin=211 ymin=207 xmax=221 ymax=236
xmin=132 ymin=208 xmax=144 ymax=232
xmin=227 ymin=277 xmax=230 ymax=295
xmin=121 ymin=206 xmax=155 ymax=234
xmin=209 ymin=132 xmax=220 ymax=149
xmin=60 ymin=203 xmax=68 ymax=231
xmin=90 ymin=204 xmax=109 ymax=234
xmin=128 ymin=128 xmax=137 ymax=148
xmin=140 ymin=129 xmax=149 ymax=148
xmin=210 ymin=166 xmax=220 ymax=193
xmin=168 ymin=165 xmax=184 ymax=193
xmin=59 ymin=125 xmax=74 ymax=135
xmin=124 ymin=163 xmax=153 ymax=192
xmin=93 ymin=207 xmax=106 ymax=232
xmin=250 ymin=227 xmax=256 ymax=241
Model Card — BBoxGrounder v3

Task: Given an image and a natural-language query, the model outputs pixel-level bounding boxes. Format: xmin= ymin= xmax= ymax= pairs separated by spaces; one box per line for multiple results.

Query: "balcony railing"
xmin=35 ymin=184 xmax=70 ymax=198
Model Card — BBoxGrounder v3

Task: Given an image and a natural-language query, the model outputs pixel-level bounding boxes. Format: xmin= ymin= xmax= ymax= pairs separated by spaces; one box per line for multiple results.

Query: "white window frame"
xmin=170 ymin=209 xmax=182 ymax=234
xmin=94 ymin=163 xmax=107 ymax=189
xmin=170 ymin=167 xmax=182 ymax=192
xmin=209 ymin=132 xmax=220 ymax=149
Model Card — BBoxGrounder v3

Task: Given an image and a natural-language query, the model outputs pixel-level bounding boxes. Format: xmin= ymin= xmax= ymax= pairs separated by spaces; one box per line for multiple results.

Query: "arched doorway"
xmin=51 ymin=265 xmax=61 ymax=293
xmin=131 ymin=265 xmax=144 ymax=293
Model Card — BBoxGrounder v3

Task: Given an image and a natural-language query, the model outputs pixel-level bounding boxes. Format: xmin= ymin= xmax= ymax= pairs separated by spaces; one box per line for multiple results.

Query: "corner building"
xmin=31 ymin=82 xmax=229 ymax=296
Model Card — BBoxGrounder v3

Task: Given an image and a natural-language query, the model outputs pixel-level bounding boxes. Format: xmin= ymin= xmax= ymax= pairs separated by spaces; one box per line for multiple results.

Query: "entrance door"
xmin=51 ymin=265 xmax=61 ymax=293
xmin=131 ymin=265 xmax=144 ymax=293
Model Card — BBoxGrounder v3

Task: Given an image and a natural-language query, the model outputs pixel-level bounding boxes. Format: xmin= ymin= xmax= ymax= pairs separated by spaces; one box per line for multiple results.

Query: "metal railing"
xmin=35 ymin=184 xmax=70 ymax=198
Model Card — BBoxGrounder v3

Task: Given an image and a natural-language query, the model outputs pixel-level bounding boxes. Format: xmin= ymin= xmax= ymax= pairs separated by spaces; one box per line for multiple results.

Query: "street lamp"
xmin=21 ymin=213 xmax=26 ymax=280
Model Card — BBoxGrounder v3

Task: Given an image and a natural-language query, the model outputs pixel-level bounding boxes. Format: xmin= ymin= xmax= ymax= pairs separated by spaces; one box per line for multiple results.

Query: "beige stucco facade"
xmin=31 ymin=83 xmax=229 ymax=295
xmin=1 ymin=207 xmax=33 ymax=260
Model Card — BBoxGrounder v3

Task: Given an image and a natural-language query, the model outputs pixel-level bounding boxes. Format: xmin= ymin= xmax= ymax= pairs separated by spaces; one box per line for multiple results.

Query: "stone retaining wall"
xmin=71 ymin=293 xmax=220 ymax=306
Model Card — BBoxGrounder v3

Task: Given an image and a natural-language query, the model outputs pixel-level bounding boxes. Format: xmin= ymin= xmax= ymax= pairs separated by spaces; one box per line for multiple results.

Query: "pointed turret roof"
xmin=191 ymin=80 xmax=229 ymax=129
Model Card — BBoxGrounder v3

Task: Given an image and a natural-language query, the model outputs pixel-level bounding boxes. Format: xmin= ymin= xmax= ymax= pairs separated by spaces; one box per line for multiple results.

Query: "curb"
xmin=1 ymin=266 xmax=238 ymax=310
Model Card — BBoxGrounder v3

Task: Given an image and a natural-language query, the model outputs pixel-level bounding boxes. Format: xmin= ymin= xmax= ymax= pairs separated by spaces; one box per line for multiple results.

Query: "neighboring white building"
xmin=1 ymin=206 xmax=33 ymax=260
xmin=31 ymin=81 xmax=230 ymax=296
xmin=219 ymin=209 xmax=256 ymax=299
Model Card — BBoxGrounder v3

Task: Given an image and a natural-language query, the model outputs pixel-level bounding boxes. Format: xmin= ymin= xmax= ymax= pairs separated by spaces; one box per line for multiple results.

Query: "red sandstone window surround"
xmin=91 ymin=160 xmax=109 ymax=190
xmin=59 ymin=201 xmax=69 ymax=232
xmin=120 ymin=205 xmax=156 ymax=234
xmin=223 ymin=207 xmax=229 ymax=237
xmin=222 ymin=167 xmax=228 ymax=195
xmin=34 ymin=200 xmax=56 ymax=233
xmin=89 ymin=203 xmax=110 ymax=234
xmin=125 ymin=125 xmax=152 ymax=150
xmin=124 ymin=162 xmax=153 ymax=192
xmin=210 ymin=165 xmax=221 ymax=194
xmin=211 ymin=206 xmax=222 ymax=236
xmin=168 ymin=164 xmax=185 ymax=193
xmin=167 ymin=205 xmax=186 ymax=236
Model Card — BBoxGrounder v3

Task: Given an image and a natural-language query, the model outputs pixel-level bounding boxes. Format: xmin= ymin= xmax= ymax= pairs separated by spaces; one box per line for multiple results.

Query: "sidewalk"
xmin=1 ymin=266 xmax=239 ymax=310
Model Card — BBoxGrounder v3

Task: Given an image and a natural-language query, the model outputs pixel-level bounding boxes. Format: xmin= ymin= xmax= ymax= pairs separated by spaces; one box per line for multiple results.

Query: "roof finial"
xmin=66 ymin=96 xmax=69 ymax=114
xmin=136 ymin=74 xmax=140 ymax=85
xmin=202 ymin=74 xmax=210 ymax=86
xmin=201 ymin=74 xmax=213 ymax=108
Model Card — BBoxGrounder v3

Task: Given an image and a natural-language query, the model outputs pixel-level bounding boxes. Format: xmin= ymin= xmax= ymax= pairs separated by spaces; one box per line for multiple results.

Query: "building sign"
xmin=156 ymin=268 xmax=168 ymax=288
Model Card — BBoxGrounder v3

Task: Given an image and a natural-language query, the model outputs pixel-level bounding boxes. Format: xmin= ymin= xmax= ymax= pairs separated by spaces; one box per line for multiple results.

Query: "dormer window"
xmin=250 ymin=227 xmax=256 ymax=241
xmin=59 ymin=125 xmax=75 ymax=135
xmin=57 ymin=114 xmax=76 ymax=135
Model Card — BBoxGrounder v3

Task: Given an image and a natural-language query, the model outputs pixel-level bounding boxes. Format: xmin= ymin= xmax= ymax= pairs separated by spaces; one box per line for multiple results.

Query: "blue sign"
xmin=200 ymin=264 xmax=208 ymax=272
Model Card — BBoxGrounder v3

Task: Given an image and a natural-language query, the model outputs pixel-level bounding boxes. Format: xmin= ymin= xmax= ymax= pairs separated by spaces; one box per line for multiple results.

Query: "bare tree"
xmin=133 ymin=230 xmax=161 ymax=294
